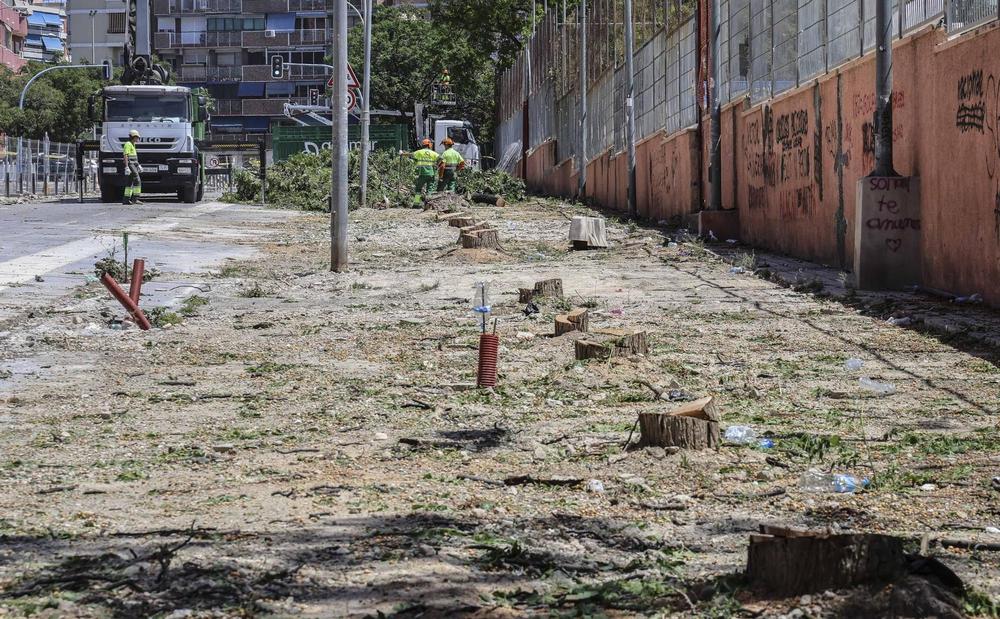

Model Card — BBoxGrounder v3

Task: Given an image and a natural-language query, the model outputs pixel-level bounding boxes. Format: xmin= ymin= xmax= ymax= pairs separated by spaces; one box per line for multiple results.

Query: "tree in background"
xmin=348 ymin=3 xmax=536 ymax=151
xmin=0 ymin=62 xmax=114 ymax=142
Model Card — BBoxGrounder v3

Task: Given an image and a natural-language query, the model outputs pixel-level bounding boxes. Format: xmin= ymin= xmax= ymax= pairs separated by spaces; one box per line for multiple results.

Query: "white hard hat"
xmin=129 ymin=130 xmax=140 ymax=138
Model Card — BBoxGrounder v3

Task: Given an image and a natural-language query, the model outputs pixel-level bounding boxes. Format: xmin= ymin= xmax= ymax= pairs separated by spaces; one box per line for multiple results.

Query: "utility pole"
xmin=872 ymin=0 xmax=897 ymax=176
xmin=709 ymin=0 xmax=722 ymax=209
xmin=359 ymin=0 xmax=372 ymax=210
xmin=577 ymin=0 xmax=587 ymax=198
xmin=331 ymin=0 xmax=348 ymax=272
xmin=623 ymin=0 xmax=636 ymax=219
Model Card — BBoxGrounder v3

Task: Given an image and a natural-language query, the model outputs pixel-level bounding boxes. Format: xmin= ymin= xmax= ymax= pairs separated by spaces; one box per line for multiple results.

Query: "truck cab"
xmin=95 ymin=85 xmax=209 ymax=203
xmin=433 ymin=120 xmax=480 ymax=170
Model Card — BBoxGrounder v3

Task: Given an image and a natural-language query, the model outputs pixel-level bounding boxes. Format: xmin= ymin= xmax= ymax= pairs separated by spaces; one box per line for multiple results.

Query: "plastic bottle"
xmin=798 ymin=469 xmax=869 ymax=493
xmin=724 ymin=425 xmax=758 ymax=444
xmin=844 ymin=358 xmax=864 ymax=371
xmin=859 ymin=376 xmax=896 ymax=396
xmin=729 ymin=266 xmax=746 ymax=274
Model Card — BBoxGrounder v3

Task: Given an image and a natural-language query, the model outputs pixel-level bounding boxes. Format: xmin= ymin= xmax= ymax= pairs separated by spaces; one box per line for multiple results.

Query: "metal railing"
xmin=947 ymin=0 xmax=998 ymax=32
xmin=166 ymin=0 xmax=242 ymax=13
xmin=0 ymin=136 xmax=90 ymax=198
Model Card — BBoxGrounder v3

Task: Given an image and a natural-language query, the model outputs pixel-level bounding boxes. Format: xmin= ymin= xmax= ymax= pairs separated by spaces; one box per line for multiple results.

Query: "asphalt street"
xmin=0 ymin=196 xmax=299 ymax=322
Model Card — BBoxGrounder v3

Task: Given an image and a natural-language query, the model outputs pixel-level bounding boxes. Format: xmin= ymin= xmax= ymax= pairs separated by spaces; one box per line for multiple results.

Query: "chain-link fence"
xmin=0 ymin=136 xmax=95 ymax=198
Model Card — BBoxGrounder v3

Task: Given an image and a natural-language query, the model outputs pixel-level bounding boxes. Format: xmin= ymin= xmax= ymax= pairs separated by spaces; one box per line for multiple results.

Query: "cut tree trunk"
xmin=574 ymin=328 xmax=648 ymax=360
xmin=746 ymin=528 xmax=906 ymax=595
xmin=460 ymin=228 xmax=501 ymax=250
xmin=637 ymin=413 xmax=719 ymax=449
xmin=446 ymin=214 xmax=478 ymax=228
xmin=555 ymin=308 xmax=589 ymax=336
xmin=456 ymin=222 xmax=490 ymax=244
xmin=518 ymin=278 xmax=564 ymax=302
xmin=569 ymin=216 xmax=609 ymax=249
xmin=472 ymin=193 xmax=507 ymax=208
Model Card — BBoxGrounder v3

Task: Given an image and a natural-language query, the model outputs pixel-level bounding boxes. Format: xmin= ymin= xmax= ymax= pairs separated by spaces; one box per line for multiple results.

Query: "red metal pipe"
xmin=477 ymin=334 xmax=499 ymax=388
xmin=100 ymin=272 xmax=152 ymax=331
xmin=128 ymin=259 xmax=144 ymax=304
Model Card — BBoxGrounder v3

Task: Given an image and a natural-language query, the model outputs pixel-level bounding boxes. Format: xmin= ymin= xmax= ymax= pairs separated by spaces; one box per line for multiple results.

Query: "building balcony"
xmin=175 ymin=65 xmax=241 ymax=81
xmin=154 ymin=30 xmax=242 ymax=48
xmin=0 ymin=3 xmax=28 ymax=38
xmin=240 ymin=28 xmax=326 ymax=47
xmin=0 ymin=45 xmax=27 ymax=72
xmin=153 ymin=0 xmax=242 ymax=14
xmin=241 ymin=64 xmax=328 ymax=81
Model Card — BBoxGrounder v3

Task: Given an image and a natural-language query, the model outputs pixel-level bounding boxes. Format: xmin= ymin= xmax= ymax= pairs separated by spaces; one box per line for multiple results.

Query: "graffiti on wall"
xmin=958 ymin=70 xmax=1000 ymax=238
xmin=864 ymin=176 xmax=920 ymax=253
xmin=854 ymin=90 xmax=905 ymax=174
xmin=744 ymin=105 xmax=816 ymax=218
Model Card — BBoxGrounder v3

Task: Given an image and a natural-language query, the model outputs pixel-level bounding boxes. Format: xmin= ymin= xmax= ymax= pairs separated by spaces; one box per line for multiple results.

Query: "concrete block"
xmin=853 ymin=176 xmax=921 ymax=290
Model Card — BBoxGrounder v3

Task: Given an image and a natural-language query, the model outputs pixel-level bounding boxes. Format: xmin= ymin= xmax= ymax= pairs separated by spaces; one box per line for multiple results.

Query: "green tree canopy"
xmin=0 ymin=62 xmax=113 ymax=142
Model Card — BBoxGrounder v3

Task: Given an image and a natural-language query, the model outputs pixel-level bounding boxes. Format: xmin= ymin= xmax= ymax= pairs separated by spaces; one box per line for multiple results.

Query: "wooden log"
xmin=746 ymin=531 xmax=906 ymax=595
xmin=667 ymin=395 xmax=720 ymax=422
xmin=472 ymin=193 xmax=507 ymax=208
xmin=554 ymin=308 xmax=589 ymax=336
xmin=518 ymin=288 xmax=536 ymax=303
xmin=569 ymin=216 xmax=609 ymax=249
xmin=575 ymin=329 xmax=649 ymax=360
xmin=637 ymin=412 xmax=719 ymax=449
xmin=460 ymin=228 xmax=501 ymax=250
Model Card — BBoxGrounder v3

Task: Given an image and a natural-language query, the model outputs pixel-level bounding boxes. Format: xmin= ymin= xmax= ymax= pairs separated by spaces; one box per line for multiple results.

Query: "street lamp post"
xmin=331 ymin=0 xmax=348 ymax=271
xmin=359 ymin=0 xmax=372 ymax=210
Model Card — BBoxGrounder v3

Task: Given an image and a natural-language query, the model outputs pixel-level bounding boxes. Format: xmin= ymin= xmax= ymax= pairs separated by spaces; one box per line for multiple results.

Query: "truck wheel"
xmin=180 ymin=185 xmax=197 ymax=203
xmin=100 ymin=187 xmax=119 ymax=203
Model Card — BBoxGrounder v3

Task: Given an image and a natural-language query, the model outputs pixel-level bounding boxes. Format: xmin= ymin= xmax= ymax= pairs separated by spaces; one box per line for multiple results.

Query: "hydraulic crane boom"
xmin=121 ymin=0 xmax=169 ymax=85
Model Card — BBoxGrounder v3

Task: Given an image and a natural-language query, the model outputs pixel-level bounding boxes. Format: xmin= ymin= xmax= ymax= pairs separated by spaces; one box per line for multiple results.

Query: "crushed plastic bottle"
xmin=758 ymin=438 xmax=775 ymax=449
xmin=724 ymin=425 xmax=758 ymax=444
xmin=886 ymin=316 xmax=913 ymax=326
xmin=585 ymin=479 xmax=605 ymax=493
xmin=844 ymin=358 xmax=864 ymax=371
xmin=859 ymin=376 xmax=896 ymax=396
xmin=953 ymin=293 xmax=983 ymax=304
xmin=729 ymin=266 xmax=746 ymax=274
xmin=667 ymin=241 xmax=679 ymax=248
xmin=798 ymin=469 xmax=870 ymax=493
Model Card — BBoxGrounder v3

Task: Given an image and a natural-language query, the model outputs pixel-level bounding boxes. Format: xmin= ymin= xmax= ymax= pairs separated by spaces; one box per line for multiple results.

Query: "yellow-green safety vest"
xmin=412 ymin=148 xmax=439 ymax=175
xmin=440 ymin=147 xmax=464 ymax=170
xmin=123 ymin=141 xmax=138 ymax=164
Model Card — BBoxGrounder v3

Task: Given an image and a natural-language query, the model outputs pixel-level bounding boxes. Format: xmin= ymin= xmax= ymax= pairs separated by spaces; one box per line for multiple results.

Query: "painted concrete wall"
xmin=514 ymin=22 xmax=1000 ymax=306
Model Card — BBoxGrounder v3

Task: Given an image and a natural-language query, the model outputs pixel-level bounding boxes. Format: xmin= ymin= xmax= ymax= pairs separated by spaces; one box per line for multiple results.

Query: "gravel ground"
xmin=0 ymin=198 xmax=998 ymax=618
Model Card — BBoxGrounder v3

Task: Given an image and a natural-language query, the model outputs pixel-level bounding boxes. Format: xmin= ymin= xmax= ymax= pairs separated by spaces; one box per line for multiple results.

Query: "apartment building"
xmin=0 ymin=0 xmax=27 ymax=71
xmin=21 ymin=0 xmax=66 ymax=62
xmin=66 ymin=0 xmax=127 ymax=65
xmin=152 ymin=0 xmax=365 ymax=137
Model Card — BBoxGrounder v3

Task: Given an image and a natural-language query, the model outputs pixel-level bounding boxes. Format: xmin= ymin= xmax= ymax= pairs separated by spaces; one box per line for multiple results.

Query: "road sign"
xmin=328 ymin=63 xmax=361 ymax=90
xmin=347 ymin=91 xmax=357 ymax=112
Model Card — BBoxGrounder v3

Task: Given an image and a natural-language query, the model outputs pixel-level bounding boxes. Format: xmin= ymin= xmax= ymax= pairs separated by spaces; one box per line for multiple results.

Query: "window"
xmin=215 ymin=52 xmax=237 ymax=66
xmin=295 ymin=16 xmax=325 ymax=30
xmin=105 ymin=95 xmax=189 ymax=122
xmin=207 ymin=17 xmax=263 ymax=31
xmin=183 ymin=50 xmax=207 ymax=65
xmin=107 ymin=12 xmax=125 ymax=34
xmin=447 ymin=127 xmax=474 ymax=145
xmin=246 ymin=50 xmax=264 ymax=64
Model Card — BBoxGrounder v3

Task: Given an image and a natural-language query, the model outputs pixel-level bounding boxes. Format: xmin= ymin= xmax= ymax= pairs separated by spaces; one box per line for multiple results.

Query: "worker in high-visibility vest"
xmin=437 ymin=137 xmax=465 ymax=192
xmin=409 ymin=138 xmax=440 ymax=206
xmin=122 ymin=129 xmax=143 ymax=205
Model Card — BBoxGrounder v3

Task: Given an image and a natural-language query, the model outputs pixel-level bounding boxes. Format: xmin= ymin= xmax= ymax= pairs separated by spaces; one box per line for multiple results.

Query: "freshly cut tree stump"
xmin=446 ymin=214 xmax=478 ymax=228
xmin=574 ymin=329 xmax=649 ymax=360
xmin=569 ymin=216 xmax=609 ymax=249
xmin=472 ymin=193 xmax=507 ymax=208
xmin=460 ymin=228 xmax=501 ymax=250
xmin=425 ymin=193 xmax=468 ymax=213
xmin=746 ymin=527 xmax=906 ymax=595
xmin=456 ymin=222 xmax=490 ymax=244
xmin=638 ymin=396 xmax=720 ymax=449
xmin=519 ymin=278 xmax=564 ymax=302
xmin=554 ymin=308 xmax=589 ymax=336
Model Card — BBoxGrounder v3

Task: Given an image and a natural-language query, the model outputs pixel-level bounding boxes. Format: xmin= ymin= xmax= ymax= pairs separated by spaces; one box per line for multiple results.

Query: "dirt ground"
xmin=0 ymin=197 xmax=998 ymax=618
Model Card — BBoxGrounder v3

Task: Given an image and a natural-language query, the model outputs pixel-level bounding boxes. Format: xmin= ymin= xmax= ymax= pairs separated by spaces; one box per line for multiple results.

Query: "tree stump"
xmin=574 ymin=329 xmax=648 ymax=360
xmin=460 ymin=228 xmax=501 ymax=250
xmin=446 ymin=214 xmax=478 ymax=228
xmin=456 ymin=222 xmax=490 ymax=244
xmin=569 ymin=216 xmax=609 ymax=249
xmin=746 ymin=528 xmax=906 ymax=595
xmin=519 ymin=278 xmax=564 ymax=303
xmin=554 ymin=308 xmax=589 ymax=336
xmin=637 ymin=396 xmax=720 ymax=449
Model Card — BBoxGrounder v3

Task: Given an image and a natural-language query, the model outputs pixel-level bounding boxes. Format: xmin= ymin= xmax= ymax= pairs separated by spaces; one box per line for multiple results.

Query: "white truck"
xmin=95 ymin=85 xmax=209 ymax=203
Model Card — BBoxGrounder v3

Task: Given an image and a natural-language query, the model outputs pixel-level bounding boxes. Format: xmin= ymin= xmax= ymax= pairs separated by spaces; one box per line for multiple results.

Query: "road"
xmin=0 ymin=196 xmax=299 ymax=322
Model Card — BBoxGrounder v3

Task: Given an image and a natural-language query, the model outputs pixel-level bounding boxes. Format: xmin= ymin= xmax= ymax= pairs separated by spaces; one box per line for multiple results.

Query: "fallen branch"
xmin=36 ymin=485 xmax=77 ymax=495
xmin=633 ymin=501 xmax=688 ymax=511
xmin=503 ymin=475 xmax=584 ymax=487
xmin=401 ymin=400 xmax=434 ymax=410
xmin=457 ymin=474 xmax=505 ymax=487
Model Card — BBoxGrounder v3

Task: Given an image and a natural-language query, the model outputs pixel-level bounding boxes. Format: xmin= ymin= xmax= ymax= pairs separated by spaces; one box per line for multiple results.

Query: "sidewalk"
xmin=0 ymin=199 xmax=997 ymax=617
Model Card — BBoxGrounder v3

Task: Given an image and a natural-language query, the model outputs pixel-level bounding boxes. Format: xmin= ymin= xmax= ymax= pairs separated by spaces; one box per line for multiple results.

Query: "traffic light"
xmin=270 ymin=55 xmax=283 ymax=79
xmin=309 ymin=89 xmax=319 ymax=106
xmin=102 ymin=59 xmax=112 ymax=80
